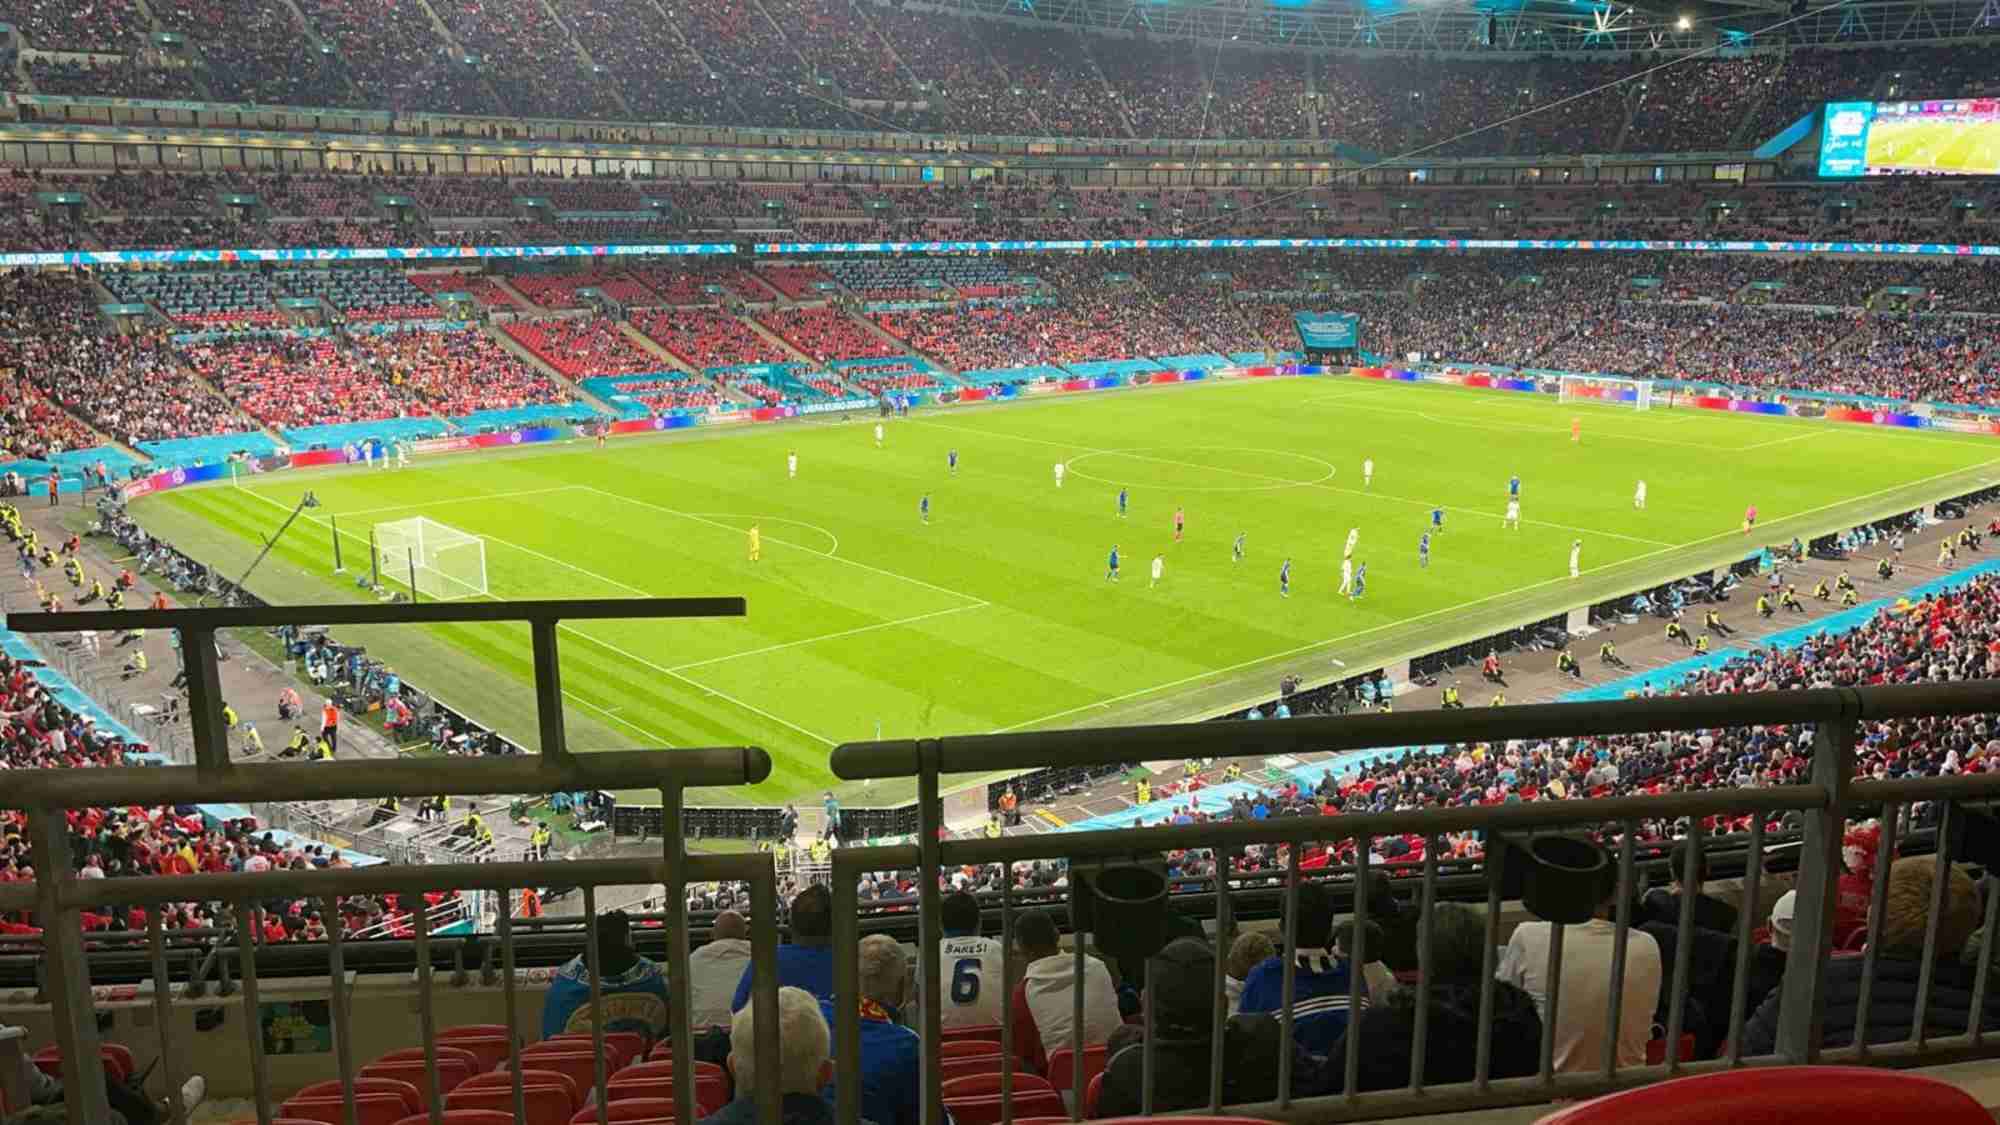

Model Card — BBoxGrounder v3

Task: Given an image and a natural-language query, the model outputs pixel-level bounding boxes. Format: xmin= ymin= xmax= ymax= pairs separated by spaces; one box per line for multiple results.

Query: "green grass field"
xmin=1865 ymin=115 xmax=2000 ymax=175
xmin=133 ymin=377 xmax=2000 ymax=804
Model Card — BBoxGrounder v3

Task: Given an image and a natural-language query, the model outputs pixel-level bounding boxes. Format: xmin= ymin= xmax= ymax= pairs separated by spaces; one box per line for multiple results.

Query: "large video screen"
xmin=1819 ymin=99 xmax=2000 ymax=177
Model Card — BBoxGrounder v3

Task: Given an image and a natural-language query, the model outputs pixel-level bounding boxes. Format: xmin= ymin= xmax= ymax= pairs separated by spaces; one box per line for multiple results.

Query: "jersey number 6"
xmin=950 ymin=957 xmax=983 ymax=1004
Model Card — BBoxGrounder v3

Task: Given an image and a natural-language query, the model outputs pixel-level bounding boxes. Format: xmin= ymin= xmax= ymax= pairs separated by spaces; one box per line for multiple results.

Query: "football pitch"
xmin=1865 ymin=115 xmax=2000 ymax=176
xmin=134 ymin=376 xmax=2000 ymax=804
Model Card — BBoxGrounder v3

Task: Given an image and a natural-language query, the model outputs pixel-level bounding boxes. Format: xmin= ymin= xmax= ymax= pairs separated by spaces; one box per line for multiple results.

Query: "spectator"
xmin=733 ymin=885 xmax=834 ymax=1011
xmin=698 ymin=985 xmax=846 ymax=1125
xmin=1225 ymin=931 xmax=1275 ymax=1014
xmin=1008 ymin=906 xmax=1123 ymax=1072
xmin=1639 ymin=840 xmax=1740 ymax=934
xmin=1498 ymin=874 xmax=1662 ymax=1073
xmin=689 ymin=910 xmax=754 ymax=1030
xmin=1741 ymin=855 xmax=2000 ymax=1053
xmin=541 ymin=909 xmax=669 ymax=1043
xmin=1239 ymin=881 xmax=1362 ymax=1053
xmin=823 ymin=934 xmax=920 ymax=1125
xmin=1320 ymin=903 xmax=1543 ymax=1092
xmin=1095 ymin=936 xmax=1310 ymax=1114
xmin=936 ymin=890 xmax=1006 ymax=1029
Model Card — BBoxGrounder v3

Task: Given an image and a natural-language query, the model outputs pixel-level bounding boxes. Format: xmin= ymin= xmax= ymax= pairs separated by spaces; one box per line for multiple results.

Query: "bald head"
xmin=713 ymin=910 xmax=748 ymax=941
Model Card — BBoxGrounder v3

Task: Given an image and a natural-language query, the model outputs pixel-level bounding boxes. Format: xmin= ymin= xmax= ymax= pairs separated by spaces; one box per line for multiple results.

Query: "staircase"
xmin=617 ymin=321 xmax=700 ymax=376
xmin=741 ymin=313 xmax=817 ymax=366
xmin=485 ymin=276 xmax=540 ymax=312
xmin=478 ymin=324 xmax=623 ymax=415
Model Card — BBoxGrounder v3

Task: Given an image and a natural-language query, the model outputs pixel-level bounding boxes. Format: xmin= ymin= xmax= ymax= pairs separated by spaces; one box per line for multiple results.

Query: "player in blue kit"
xmin=1117 ymin=487 xmax=1129 ymax=519
xmin=1232 ymin=531 xmax=1246 ymax=563
xmin=1279 ymin=558 xmax=1291 ymax=598
xmin=947 ymin=449 xmax=958 ymax=475
xmin=1431 ymin=505 xmax=1445 ymax=534
xmin=920 ymin=494 xmax=930 ymax=523
xmin=1418 ymin=532 xmax=1430 ymax=568
xmin=1508 ymin=473 xmax=1520 ymax=499
xmin=1106 ymin=545 xmax=1121 ymax=582
xmin=1351 ymin=562 xmax=1368 ymax=600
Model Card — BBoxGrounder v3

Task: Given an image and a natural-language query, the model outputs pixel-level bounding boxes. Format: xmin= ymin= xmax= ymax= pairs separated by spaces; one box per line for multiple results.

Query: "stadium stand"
xmin=756 ymin=307 xmax=902 ymax=364
xmin=499 ymin=317 xmax=660 ymax=380
xmin=630 ymin=308 xmax=792 ymax=371
xmin=100 ymin=271 xmax=283 ymax=331
xmin=185 ymin=336 xmax=416 ymax=430
xmin=348 ymin=326 xmax=570 ymax=418
xmin=276 ymin=268 xmax=439 ymax=322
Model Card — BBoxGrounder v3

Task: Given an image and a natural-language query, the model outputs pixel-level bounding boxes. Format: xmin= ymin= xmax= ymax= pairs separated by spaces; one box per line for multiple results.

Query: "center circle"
xmin=1064 ymin=446 xmax=1336 ymax=493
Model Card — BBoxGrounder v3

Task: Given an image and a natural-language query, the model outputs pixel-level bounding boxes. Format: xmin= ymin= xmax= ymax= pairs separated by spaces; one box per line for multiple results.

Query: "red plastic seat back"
xmin=394 ymin=1110 xmax=517 ymax=1125
xmin=572 ymin=1097 xmax=679 ymax=1123
xmin=362 ymin=1056 xmax=477 ymax=1099
xmin=1045 ymin=1045 xmax=1107 ymax=1094
xmin=291 ymin=1077 xmax=422 ymax=1114
xmin=938 ymin=1025 xmax=1003 ymax=1045
xmin=438 ymin=1035 xmax=512 ymax=1072
xmin=460 ymin=1068 xmax=580 ymax=1107
xmin=512 ymin=1050 xmax=600 ymax=1100
xmin=1534 ymin=1068 xmax=1992 ymax=1124
xmin=942 ymin=1072 xmax=1055 ymax=1100
xmin=938 ymin=1040 xmax=1004 ymax=1060
xmin=445 ymin=1083 xmax=576 ymax=1125
xmin=1085 ymin=1071 xmax=1105 ymax=1117
xmin=602 ymin=1075 xmax=726 ymax=1115
xmin=546 ymin=1031 xmax=643 ymax=1070
xmin=278 ymin=1093 xmax=409 ymax=1125
xmin=615 ymin=1060 xmax=725 ymax=1082
xmin=942 ymin=1089 xmax=1068 ymax=1125
xmin=940 ymin=1054 xmax=1022 ymax=1082
xmin=32 ymin=1043 xmax=136 ymax=1084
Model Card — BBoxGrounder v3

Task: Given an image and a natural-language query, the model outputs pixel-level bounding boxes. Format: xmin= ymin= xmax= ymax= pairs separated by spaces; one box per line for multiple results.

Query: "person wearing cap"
xmin=1319 ymin=903 xmax=1542 ymax=1092
xmin=1096 ymin=937 xmax=1314 ymax=1115
xmin=1741 ymin=856 xmax=2000 ymax=1054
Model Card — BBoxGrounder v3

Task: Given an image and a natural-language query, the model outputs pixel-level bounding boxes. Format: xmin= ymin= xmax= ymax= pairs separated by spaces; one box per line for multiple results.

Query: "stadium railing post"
xmin=26 ymin=805 xmax=111 ymax=1125
xmin=916 ymin=740 xmax=947 ymax=1125
xmin=1773 ymin=704 xmax=1858 ymax=1064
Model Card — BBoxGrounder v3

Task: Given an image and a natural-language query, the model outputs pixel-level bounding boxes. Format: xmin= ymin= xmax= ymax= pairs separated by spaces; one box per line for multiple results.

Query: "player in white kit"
xmin=1503 ymin=499 xmax=1520 ymax=529
xmin=1362 ymin=457 xmax=1374 ymax=487
xmin=1569 ymin=539 xmax=1582 ymax=579
xmin=1634 ymin=480 xmax=1647 ymax=509
xmin=1150 ymin=554 xmax=1165 ymax=588
xmin=787 ymin=450 xmax=797 ymax=479
xmin=1053 ymin=462 xmax=1066 ymax=488
xmin=1339 ymin=557 xmax=1354 ymax=595
xmin=1344 ymin=527 xmax=1360 ymax=560
xmin=874 ymin=423 xmax=884 ymax=448
xmin=935 ymin=892 xmax=1008 ymax=1029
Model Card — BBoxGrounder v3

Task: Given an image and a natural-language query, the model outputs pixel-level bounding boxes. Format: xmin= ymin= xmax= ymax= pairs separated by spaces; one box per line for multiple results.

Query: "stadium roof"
xmin=915 ymin=0 xmax=2000 ymax=53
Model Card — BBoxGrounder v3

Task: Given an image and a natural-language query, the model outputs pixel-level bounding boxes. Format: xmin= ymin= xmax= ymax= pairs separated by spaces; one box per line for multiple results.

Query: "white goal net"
xmin=1558 ymin=373 xmax=1653 ymax=411
xmin=374 ymin=517 xmax=488 ymax=600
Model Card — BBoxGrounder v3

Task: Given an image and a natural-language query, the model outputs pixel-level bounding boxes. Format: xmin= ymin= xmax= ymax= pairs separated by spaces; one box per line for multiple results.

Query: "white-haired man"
xmin=698 ymin=985 xmax=854 ymax=1125
xmin=822 ymin=934 xmax=921 ymax=1125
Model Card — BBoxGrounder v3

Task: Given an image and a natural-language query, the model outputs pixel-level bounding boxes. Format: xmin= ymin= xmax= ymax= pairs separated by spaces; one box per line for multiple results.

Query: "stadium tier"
xmin=12 ymin=17 xmax=2000 ymax=1125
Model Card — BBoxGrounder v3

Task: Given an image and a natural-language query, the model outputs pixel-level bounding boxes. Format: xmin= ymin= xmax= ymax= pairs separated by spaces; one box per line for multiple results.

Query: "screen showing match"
xmin=1819 ymin=98 xmax=2000 ymax=178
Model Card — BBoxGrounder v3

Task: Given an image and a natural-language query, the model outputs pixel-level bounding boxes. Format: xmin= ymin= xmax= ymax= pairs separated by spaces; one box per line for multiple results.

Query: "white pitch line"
xmin=906 ymin=416 xmax=1678 ymax=548
xmin=328 ymin=485 xmax=585 ymax=518
xmin=575 ymin=484 xmax=988 ymax=608
xmin=230 ymin=485 xmax=841 ymax=747
xmin=996 ymin=452 xmax=2000 ymax=733
xmin=1736 ymin=431 xmax=1829 ymax=452
xmin=668 ymin=601 xmax=992 ymax=672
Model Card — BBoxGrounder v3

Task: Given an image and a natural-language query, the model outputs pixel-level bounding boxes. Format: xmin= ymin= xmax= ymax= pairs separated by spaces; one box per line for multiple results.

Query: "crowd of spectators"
xmin=499 ymin=316 xmax=659 ymax=380
xmin=296 ymin=0 xmax=495 ymax=115
xmin=0 ymin=0 xmax=148 ymax=50
xmin=185 ymin=335 xmax=418 ymax=430
xmin=350 ymin=325 xmax=569 ymax=416
xmin=630 ymin=308 xmax=790 ymax=370
xmin=757 ymin=306 xmax=901 ymax=364
xmin=431 ymin=0 xmax=620 ymax=120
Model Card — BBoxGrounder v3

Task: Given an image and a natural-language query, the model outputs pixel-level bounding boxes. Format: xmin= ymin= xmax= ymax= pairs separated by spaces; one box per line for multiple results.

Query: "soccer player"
xmin=1362 ymin=457 xmax=1374 ymax=487
xmin=1117 ymin=487 xmax=1128 ymax=518
xmin=875 ymin=422 xmax=885 ymax=448
xmin=1054 ymin=461 xmax=1066 ymax=488
xmin=1431 ymin=505 xmax=1446 ymax=535
xmin=395 ymin=439 xmax=410 ymax=469
xmin=1742 ymin=503 xmax=1758 ymax=535
xmin=1568 ymin=539 xmax=1582 ymax=579
xmin=1106 ymin=545 xmax=1121 ymax=582
xmin=1279 ymin=557 xmax=1291 ymax=598
xmin=920 ymin=494 xmax=931 ymax=524
xmin=595 ymin=425 xmax=607 ymax=451
xmin=1232 ymin=531 xmax=1245 ymax=563
xmin=747 ymin=524 xmax=761 ymax=563
xmin=1339 ymin=556 xmax=1354 ymax=595
xmin=947 ymin=448 xmax=958 ymax=475
xmin=1508 ymin=473 xmax=1520 ymax=500
xmin=1173 ymin=506 xmax=1185 ymax=542
xmin=787 ymin=449 xmax=798 ymax=479
xmin=1571 ymin=417 xmax=1581 ymax=444
xmin=1344 ymin=526 xmax=1359 ymax=560
xmin=1350 ymin=562 xmax=1367 ymax=601
xmin=1892 ymin=533 xmax=1905 ymax=559
xmin=1150 ymin=554 xmax=1164 ymax=588
xmin=1418 ymin=531 xmax=1430 ymax=569
xmin=1503 ymin=498 xmax=1521 ymax=530
xmin=1634 ymin=479 xmax=1647 ymax=509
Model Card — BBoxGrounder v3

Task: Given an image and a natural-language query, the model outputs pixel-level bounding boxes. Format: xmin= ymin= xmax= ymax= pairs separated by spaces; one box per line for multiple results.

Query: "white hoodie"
xmin=1021 ymin=951 xmax=1123 ymax=1061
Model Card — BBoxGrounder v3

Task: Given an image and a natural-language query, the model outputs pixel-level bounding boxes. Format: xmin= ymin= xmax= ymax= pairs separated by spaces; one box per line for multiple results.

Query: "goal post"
xmin=1557 ymin=373 xmax=1653 ymax=411
xmin=372 ymin=517 xmax=489 ymax=600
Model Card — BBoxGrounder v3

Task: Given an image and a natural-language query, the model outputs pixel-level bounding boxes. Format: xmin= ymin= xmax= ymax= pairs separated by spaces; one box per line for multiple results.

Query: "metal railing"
xmin=827 ymin=680 xmax=2000 ymax=1125
xmin=2 ymin=597 xmax=786 ymax=1125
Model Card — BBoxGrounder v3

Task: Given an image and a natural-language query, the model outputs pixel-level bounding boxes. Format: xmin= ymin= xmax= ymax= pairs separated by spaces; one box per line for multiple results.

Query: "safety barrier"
xmin=827 ymin=681 xmax=2000 ymax=1124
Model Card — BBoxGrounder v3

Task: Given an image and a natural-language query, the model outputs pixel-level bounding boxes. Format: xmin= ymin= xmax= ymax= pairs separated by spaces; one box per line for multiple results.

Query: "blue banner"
xmin=1818 ymin=102 xmax=1875 ymax=178
xmin=1294 ymin=311 xmax=1359 ymax=350
xmin=751 ymin=237 xmax=2000 ymax=258
xmin=0 ymin=242 xmax=737 ymax=268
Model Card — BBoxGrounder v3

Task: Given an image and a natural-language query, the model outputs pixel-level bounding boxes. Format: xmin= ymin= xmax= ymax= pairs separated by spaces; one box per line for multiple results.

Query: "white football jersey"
xmin=937 ymin=935 xmax=1007 ymax=1028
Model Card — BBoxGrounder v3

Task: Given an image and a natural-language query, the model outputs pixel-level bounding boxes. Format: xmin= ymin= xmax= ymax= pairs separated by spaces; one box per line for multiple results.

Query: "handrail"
xmin=4 ymin=595 xmax=745 ymax=632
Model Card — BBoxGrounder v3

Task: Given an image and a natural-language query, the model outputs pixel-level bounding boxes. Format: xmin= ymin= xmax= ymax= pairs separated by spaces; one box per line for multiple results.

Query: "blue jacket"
xmin=699 ymin=1092 xmax=861 ymax=1125
xmin=821 ymin=1000 xmax=921 ymax=1125
xmin=1237 ymin=950 xmax=1363 ymax=1055
xmin=732 ymin=940 xmax=835 ymax=1012
xmin=540 ymin=954 xmax=670 ymax=1041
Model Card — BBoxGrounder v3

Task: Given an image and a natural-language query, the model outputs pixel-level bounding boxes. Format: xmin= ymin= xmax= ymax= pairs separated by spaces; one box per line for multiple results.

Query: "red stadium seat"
xmin=615 ymin=1060 xmax=725 ymax=1083
xmin=291 ymin=1077 xmax=422 ymax=1114
xmin=939 ymin=1025 xmax=1004 ymax=1045
xmin=1045 ymin=1045 xmax=1107 ymax=1098
xmin=362 ymin=1055 xmax=478 ymax=1099
xmin=602 ymin=1074 xmax=726 ymax=1115
xmin=33 ymin=1043 xmax=135 ymax=1084
xmin=547 ymin=1031 xmax=644 ymax=1070
xmin=938 ymin=1040 xmax=1005 ymax=1059
xmin=445 ymin=1082 xmax=576 ymax=1125
xmin=1643 ymin=1034 xmax=1697 ymax=1065
xmin=943 ymin=1089 xmax=1068 ymax=1125
xmin=1085 ymin=1070 xmax=1104 ymax=1117
xmin=941 ymin=1072 xmax=1055 ymax=1099
xmin=511 ymin=1050 xmax=603 ymax=1099
xmin=393 ymin=1112 xmax=516 ymax=1125
xmin=460 ymin=1068 xmax=581 ymax=1107
xmin=438 ymin=1035 xmax=513 ymax=1072
xmin=278 ymin=1093 xmax=410 ymax=1125
xmin=571 ymin=1097 xmax=680 ymax=1123
xmin=1533 ymin=1068 xmax=1991 ymax=1124
xmin=941 ymin=1054 xmax=1031 ymax=1082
